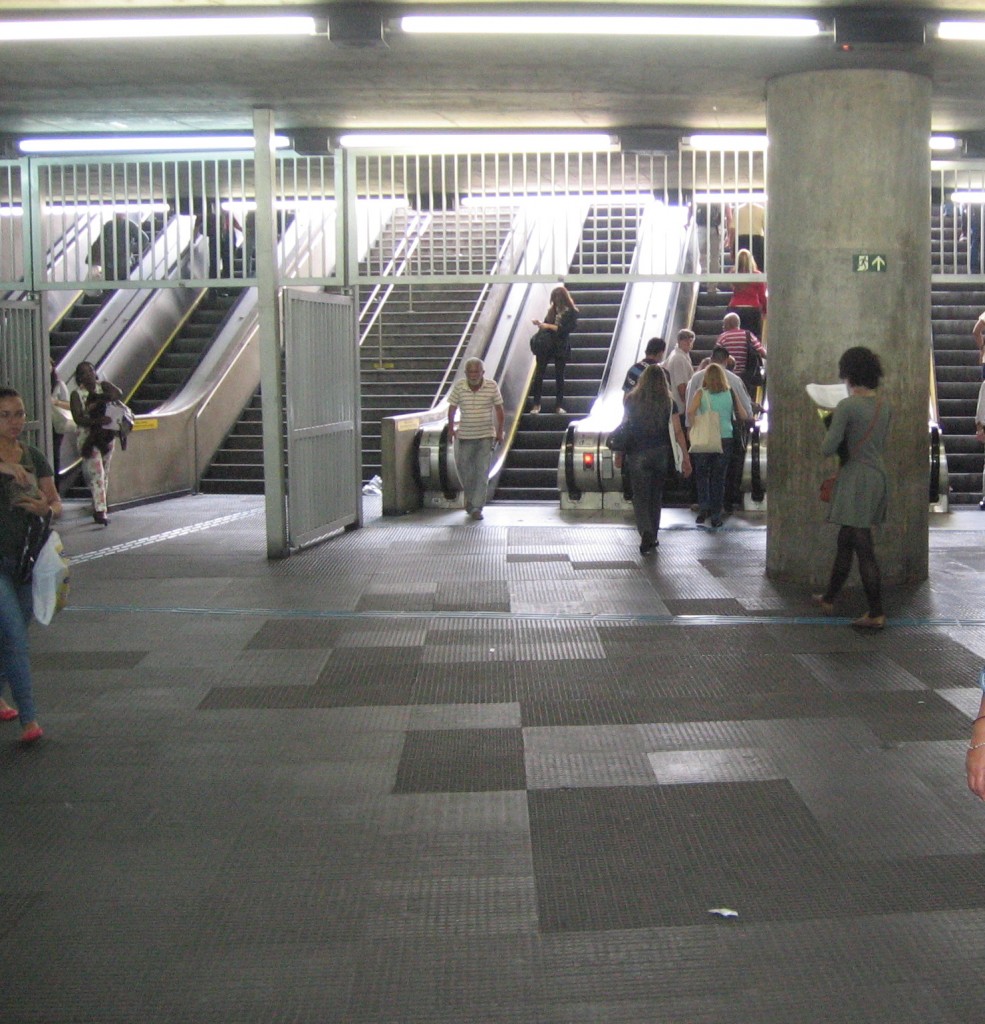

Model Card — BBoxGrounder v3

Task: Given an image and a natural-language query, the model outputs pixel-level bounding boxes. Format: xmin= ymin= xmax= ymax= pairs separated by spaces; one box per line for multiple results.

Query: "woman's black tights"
xmin=824 ymin=525 xmax=882 ymax=616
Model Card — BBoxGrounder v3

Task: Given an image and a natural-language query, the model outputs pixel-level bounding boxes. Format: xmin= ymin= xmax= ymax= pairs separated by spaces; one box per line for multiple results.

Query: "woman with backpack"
xmin=529 ymin=285 xmax=579 ymax=415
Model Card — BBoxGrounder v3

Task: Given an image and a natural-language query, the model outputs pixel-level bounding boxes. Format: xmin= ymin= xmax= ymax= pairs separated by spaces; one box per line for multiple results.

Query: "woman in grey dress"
xmin=813 ymin=347 xmax=891 ymax=630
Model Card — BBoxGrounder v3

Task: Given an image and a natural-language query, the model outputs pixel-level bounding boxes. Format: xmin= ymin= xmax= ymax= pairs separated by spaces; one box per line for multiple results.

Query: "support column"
xmin=765 ymin=70 xmax=931 ymax=586
xmin=254 ymin=108 xmax=288 ymax=559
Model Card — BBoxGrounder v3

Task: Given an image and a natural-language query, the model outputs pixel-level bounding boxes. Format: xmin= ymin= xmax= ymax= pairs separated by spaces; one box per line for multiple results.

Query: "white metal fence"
xmin=0 ymin=147 xmax=983 ymax=293
xmin=2 ymin=153 xmax=344 ymax=291
xmin=0 ymin=299 xmax=45 ymax=447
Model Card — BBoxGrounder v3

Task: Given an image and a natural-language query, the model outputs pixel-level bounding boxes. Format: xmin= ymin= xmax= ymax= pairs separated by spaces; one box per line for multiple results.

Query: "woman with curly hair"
xmin=813 ymin=346 xmax=891 ymax=630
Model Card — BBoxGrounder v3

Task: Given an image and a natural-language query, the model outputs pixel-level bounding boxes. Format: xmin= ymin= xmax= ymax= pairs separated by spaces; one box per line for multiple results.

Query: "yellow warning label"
xmin=132 ymin=419 xmax=158 ymax=431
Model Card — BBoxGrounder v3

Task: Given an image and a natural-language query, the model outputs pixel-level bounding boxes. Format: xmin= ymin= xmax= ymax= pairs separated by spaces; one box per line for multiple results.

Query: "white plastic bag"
xmin=32 ymin=531 xmax=69 ymax=626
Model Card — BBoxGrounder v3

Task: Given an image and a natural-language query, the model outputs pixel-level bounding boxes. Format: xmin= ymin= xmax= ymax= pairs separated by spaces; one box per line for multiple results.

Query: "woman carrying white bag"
xmin=687 ymin=363 xmax=750 ymax=530
xmin=0 ymin=386 xmax=62 ymax=744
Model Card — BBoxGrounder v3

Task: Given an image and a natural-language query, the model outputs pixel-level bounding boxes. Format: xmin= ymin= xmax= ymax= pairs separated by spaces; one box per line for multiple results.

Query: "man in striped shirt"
xmin=716 ymin=311 xmax=767 ymax=378
xmin=448 ymin=357 xmax=505 ymax=521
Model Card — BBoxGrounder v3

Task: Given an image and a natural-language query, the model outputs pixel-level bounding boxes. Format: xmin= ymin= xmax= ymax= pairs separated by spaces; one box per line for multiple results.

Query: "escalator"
xmin=128 ymin=290 xmax=241 ymax=415
xmin=494 ymin=205 xmax=643 ymax=502
xmin=49 ymin=292 xmax=113 ymax=364
xmin=932 ymin=281 xmax=985 ymax=505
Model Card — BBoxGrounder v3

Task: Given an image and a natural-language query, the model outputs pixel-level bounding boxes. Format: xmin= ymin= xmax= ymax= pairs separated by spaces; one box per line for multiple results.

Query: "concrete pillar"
xmin=765 ymin=70 xmax=931 ymax=586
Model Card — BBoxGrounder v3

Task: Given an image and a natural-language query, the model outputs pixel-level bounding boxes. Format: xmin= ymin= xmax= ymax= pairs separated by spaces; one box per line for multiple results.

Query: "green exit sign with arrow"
xmin=853 ymin=254 xmax=887 ymax=272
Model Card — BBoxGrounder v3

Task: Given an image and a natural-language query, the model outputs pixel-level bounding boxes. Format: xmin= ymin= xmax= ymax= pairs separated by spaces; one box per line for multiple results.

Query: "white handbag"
xmin=688 ymin=392 xmax=723 ymax=454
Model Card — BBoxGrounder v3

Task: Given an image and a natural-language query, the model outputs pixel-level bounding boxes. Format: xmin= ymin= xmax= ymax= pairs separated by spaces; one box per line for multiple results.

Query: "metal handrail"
xmin=429 ymin=218 xmax=522 ymax=407
xmin=357 ymin=211 xmax=431 ymax=346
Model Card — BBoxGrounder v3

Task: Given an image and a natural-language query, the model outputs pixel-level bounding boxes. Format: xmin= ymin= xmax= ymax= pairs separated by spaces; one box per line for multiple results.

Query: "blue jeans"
xmin=693 ymin=438 xmax=733 ymax=518
xmin=455 ymin=437 xmax=493 ymax=512
xmin=627 ymin=445 xmax=670 ymax=539
xmin=0 ymin=564 xmax=35 ymax=724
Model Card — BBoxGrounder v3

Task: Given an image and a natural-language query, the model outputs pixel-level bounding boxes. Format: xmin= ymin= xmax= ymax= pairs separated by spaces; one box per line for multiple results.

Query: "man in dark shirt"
xmin=622 ymin=337 xmax=667 ymax=393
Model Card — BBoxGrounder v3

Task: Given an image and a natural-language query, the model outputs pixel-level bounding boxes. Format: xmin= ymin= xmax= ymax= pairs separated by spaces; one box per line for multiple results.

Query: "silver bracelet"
xmin=969 ymin=741 xmax=985 ymax=751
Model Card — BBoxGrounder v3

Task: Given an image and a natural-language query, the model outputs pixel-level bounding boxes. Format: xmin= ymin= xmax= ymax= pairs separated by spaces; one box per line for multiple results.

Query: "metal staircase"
xmin=199 ymin=207 xmax=517 ymax=494
xmin=359 ymin=207 xmax=517 ymax=482
xmin=360 ymin=281 xmax=492 ymax=481
xmin=495 ymin=205 xmax=643 ymax=502
xmin=200 ymin=389 xmax=265 ymax=494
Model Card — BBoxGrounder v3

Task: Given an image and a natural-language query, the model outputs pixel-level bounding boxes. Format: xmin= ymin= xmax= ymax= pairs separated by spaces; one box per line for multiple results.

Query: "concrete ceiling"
xmin=4 ymin=2 xmax=985 ymax=144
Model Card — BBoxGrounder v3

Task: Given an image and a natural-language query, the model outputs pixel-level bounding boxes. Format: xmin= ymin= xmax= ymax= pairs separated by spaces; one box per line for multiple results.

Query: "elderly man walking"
xmin=448 ymin=357 xmax=505 ymax=521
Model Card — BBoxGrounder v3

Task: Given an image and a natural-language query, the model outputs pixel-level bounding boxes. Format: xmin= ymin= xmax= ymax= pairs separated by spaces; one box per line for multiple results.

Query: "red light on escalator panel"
xmin=583 ymin=452 xmax=595 ymax=469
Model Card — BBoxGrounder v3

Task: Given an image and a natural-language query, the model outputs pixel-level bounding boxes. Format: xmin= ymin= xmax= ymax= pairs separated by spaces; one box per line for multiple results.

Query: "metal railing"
xmin=0 ymin=147 xmax=984 ymax=296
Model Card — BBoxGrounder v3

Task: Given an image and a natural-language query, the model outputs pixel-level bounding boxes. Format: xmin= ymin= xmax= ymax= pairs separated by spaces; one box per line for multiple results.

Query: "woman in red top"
xmin=727 ymin=248 xmax=767 ymax=339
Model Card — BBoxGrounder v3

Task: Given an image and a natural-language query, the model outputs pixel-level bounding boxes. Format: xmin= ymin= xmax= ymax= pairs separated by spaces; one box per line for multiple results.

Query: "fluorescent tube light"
xmin=938 ymin=21 xmax=985 ymax=41
xmin=950 ymin=191 xmax=985 ymax=203
xmin=930 ymin=136 xmax=959 ymax=151
xmin=19 ymin=135 xmax=291 ymax=155
xmin=221 ymin=199 xmax=337 ymax=214
xmin=401 ymin=15 xmax=820 ymax=38
xmin=42 ymin=203 xmax=171 ymax=215
xmin=0 ymin=16 xmax=316 ymax=42
xmin=693 ymin=192 xmax=767 ymax=204
xmin=685 ymin=135 xmax=769 ymax=151
xmin=460 ymin=192 xmax=655 ymax=207
xmin=337 ymin=133 xmax=617 ymax=153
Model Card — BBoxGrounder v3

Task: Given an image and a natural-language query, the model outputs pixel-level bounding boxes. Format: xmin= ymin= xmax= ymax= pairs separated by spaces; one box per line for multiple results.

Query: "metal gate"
xmin=0 ymin=299 xmax=46 ymax=452
xmin=284 ymin=289 xmax=360 ymax=547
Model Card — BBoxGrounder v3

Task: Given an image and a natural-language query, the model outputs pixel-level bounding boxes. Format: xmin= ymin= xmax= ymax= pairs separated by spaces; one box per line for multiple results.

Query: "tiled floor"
xmin=4 ymin=494 xmax=985 ymax=1022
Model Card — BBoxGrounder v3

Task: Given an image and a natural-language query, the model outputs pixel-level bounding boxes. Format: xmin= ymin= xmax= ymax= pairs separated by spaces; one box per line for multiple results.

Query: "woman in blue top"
xmin=687 ymin=363 xmax=746 ymax=528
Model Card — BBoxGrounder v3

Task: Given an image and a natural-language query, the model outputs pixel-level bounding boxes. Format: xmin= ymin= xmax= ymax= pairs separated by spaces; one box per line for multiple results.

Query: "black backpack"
xmin=741 ymin=330 xmax=765 ymax=390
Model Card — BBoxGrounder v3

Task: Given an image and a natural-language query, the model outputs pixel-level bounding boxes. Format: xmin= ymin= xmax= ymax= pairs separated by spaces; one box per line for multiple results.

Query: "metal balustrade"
xmin=0 ymin=146 xmax=983 ymax=295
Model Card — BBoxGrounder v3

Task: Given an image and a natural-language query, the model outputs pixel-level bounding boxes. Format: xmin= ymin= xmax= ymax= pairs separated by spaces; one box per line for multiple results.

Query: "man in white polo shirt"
xmin=448 ymin=357 xmax=505 ymax=521
xmin=663 ymin=328 xmax=695 ymax=416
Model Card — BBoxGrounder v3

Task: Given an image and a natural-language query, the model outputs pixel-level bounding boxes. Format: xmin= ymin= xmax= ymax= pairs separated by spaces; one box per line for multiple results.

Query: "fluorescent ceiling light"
xmin=221 ymin=199 xmax=337 ymax=214
xmin=951 ymin=191 xmax=985 ymax=203
xmin=0 ymin=16 xmax=316 ymax=42
xmin=685 ymin=135 xmax=769 ymax=151
xmin=938 ymin=21 xmax=985 ymax=41
xmin=930 ymin=136 xmax=959 ymax=151
xmin=693 ymin=192 xmax=767 ymax=204
xmin=19 ymin=135 xmax=291 ymax=155
xmin=461 ymin=192 xmax=655 ymax=207
xmin=337 ymin=133 xmax=617 ymax=153
xmin=401 ymin=15 xmax=820 ymax=38
xmin=42 ymin=203 xmax=171 ymax=215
